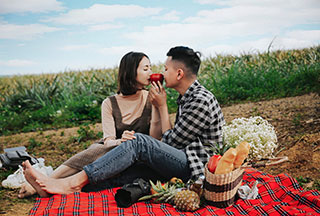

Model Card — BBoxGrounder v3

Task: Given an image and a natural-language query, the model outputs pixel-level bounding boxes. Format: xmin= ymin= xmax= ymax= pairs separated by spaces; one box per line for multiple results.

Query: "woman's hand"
xmin=120 ymin=130 xmax=136 ymax=142
xmin=149 ymin=81 xmax=167 ymax=108
xmin=149 ymin=81 xmax=172 ymax=133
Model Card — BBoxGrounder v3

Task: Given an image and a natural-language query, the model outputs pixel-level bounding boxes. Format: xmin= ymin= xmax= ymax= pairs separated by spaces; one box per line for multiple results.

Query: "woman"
xmin=19 ymin=51 xmax=163 ymax=198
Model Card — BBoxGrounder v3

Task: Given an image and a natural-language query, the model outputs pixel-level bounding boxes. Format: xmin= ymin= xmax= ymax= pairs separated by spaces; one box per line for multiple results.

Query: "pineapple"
xmin=139 ymin=179 xmax=200 ymax=212
xmin=139 ymin=180 xmax=177 ymax=203
xmin=174 ymin=189 xmax=200 ymax=212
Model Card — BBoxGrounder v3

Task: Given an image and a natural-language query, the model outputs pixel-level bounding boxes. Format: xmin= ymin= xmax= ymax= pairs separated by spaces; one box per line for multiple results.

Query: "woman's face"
xmin=136 ymin=56 xmax=152 ymax=88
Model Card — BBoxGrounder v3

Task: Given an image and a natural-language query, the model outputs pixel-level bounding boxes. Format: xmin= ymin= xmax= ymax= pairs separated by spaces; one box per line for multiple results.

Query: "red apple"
xmin=150 ymin=73 xmax=164 ymax=84
xmin=207 ymin=155 xmax=222 ymax=173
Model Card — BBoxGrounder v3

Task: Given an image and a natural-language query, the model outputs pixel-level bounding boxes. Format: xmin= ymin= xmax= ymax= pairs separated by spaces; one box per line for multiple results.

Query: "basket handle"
xmin=241 ymin=156 xmax=288 ymax=168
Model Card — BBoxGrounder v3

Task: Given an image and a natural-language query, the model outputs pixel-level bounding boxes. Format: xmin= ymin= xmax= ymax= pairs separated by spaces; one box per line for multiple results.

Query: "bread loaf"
xmin=233 ymin=141 xmax=250 ymax=168
xmin=214 ymin=147 xmax=237 ymax=174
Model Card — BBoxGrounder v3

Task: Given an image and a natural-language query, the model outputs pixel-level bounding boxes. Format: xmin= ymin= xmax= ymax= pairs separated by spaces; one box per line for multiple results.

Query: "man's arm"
xmin=162 ymin=98 xmax=211 ymax=148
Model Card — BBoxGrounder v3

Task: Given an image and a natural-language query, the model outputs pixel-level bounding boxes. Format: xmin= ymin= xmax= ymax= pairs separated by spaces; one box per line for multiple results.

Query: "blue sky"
xmin=0 ymin=0 xmax=319 ymax=76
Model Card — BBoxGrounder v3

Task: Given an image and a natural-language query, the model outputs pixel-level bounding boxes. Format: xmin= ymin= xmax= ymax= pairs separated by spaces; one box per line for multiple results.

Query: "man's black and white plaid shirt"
xmin=162 ymin=80 xmax=225 ymax=180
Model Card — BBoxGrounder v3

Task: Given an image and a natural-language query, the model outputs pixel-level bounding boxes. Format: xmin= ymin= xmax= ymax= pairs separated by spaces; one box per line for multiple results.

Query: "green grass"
xmin=199 ymin=46 xmax=320 ymax=105
xmin=296 ymin=176 xmax=320 ymax=191
xmin=27 ymin=138 xmax=43 ymax=151
xmin=0 ymin=69 xmax=117 ymax=135
xmin=0 ymin=46 xmax=319 ymax=135
xmin=71 ymin=124 xmax=103 ymax=143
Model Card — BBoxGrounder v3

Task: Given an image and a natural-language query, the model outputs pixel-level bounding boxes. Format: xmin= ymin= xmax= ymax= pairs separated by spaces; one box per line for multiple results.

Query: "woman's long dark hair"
xmin=117 ymin=51 xmax=149 ymax=95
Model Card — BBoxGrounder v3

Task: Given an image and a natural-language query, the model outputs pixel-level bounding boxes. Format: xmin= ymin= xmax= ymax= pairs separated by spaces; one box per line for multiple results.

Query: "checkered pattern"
xmin=162 ymin=80 xmax=225 ymax=179
xmin=29 ymin=169 xmax=320 ymax=215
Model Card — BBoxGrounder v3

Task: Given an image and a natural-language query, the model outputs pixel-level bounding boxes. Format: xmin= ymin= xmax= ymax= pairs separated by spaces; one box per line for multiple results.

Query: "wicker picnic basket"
xmin=203 ymin=156 xmax=288 ymax=208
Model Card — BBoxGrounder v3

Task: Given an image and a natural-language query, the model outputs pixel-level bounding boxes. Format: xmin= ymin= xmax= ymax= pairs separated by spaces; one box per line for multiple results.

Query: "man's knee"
xmin=133 ymin=133 xmax=151 ymax=147
xmin=134 ymin=132 xmax=147 ymax=141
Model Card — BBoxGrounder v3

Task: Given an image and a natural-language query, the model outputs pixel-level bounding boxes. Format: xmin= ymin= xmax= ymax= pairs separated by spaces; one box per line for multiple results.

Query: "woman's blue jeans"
xmin=82 ymin=133 xmax=191 ymax=191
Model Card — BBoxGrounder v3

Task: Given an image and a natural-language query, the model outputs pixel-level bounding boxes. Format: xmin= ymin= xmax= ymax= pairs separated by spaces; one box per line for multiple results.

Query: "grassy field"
xmin=0 ymin=46 xmax=319 ymax=135
xmin=1 ymin=93 xmax=319 ymax=215
xmin=0 ymin=46 xmax=319 ymax=214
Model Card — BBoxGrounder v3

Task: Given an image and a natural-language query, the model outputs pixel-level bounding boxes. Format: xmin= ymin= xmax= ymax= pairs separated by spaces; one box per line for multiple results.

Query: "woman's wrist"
xmin=158 ymin=104 xmax=171 ymax=133
xmin=157 ymin=103 xmax=168 ymax=114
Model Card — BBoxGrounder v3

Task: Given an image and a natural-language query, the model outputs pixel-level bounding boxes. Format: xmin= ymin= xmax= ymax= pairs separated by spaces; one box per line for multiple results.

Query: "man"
xmin=23 ymin=46 xmax=225 ymax=195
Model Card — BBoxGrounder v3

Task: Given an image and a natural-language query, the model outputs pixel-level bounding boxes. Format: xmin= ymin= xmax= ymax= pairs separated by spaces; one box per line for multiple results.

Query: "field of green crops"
xmin=0 ymin=46 xmax=319 ymax=135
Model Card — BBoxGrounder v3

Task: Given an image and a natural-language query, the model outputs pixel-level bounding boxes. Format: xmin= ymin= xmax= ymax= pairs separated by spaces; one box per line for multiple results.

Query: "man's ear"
xmin=177 ymin=69 xmax=184 ymax=81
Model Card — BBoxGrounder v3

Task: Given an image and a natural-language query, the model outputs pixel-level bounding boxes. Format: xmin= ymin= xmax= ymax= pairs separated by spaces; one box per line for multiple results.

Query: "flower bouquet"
xmin=222 ymin=116 xmax=278 ymax=160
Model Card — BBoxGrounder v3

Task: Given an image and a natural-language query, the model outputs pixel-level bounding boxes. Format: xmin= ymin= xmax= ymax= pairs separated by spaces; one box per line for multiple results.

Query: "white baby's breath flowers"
xmin=222 ymin=116 xmax=278 ymax=160
xmin=55 ymin=110 xmax=62 ymax=117
xmin=92 ymin=100 xmax=98 ymax=107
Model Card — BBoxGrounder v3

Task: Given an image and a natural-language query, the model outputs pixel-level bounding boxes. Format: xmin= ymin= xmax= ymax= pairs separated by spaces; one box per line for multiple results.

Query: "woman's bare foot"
xmin=18 ymin=182 xmax=36 ymax=198
xmin=36 ymin=170 xmax=89 ymax=195
xmin=22 ymin=160 xmax=50 ymax=198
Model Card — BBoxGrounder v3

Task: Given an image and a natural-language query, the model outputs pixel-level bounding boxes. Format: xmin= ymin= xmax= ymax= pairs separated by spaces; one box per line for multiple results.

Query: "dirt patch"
xmin=262 ymin=132 xmax=320 ymax=180
xmin=1 ymin=202 xmax=33 ymax=216
xmin=221 ymin=93 xmax=320 ymax=180
xmin=0 ymin=93 xmax=319 ymax=215
xmin=222 ymin=93 xmax=320 ymax=144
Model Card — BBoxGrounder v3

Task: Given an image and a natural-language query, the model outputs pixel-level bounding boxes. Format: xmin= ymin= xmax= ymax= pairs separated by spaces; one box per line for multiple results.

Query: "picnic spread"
xmin=2 ymin=116 xmax=319 ymax=215
xmin=28 ymin=168 xmax=320 ymax=215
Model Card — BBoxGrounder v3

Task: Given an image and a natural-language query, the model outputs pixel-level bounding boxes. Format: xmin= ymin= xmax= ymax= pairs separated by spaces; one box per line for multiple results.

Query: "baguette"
xmin=234 ymin=141 xmax=250 ymax=168
xmin=214 ymin=147 xmax=237 ymax=174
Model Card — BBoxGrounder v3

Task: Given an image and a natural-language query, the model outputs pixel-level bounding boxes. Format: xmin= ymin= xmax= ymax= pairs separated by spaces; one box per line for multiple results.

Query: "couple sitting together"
xmin=19 ymin=46 xmax=225 ymax=198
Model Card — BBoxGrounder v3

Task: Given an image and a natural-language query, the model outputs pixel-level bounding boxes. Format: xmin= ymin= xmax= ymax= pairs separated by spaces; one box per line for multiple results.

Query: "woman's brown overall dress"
xmin=63 ymin=95 xmax=151 ymax=170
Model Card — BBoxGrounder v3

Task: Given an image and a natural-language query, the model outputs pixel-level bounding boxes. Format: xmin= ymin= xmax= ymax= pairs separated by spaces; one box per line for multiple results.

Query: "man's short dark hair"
xmin=166 ymin=46 xmax=201 ymax=76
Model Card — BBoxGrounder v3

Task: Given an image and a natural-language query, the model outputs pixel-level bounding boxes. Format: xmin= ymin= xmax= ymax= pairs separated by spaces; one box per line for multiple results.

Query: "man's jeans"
xmin=82 ymin=133 xmax=191 ymax=191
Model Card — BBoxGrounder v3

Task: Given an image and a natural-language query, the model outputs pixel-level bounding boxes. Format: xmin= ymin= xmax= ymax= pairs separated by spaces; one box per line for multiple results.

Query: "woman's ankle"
xmin=71 ymin=171 xmax=89 ymax=190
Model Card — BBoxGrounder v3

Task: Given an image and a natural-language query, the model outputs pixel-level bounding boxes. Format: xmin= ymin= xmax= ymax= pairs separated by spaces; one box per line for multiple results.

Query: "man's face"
xmin=163 ymin=56 xmax=178 ymax=88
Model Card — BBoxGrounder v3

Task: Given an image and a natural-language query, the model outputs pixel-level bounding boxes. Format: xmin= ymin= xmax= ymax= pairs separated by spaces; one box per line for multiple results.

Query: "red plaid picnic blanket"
xmin=29 ymin=168 xmax=320 ymax=215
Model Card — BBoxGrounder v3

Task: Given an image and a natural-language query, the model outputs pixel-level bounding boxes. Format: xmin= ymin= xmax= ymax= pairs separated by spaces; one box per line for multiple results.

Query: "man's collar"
xmin=177 ymin=80 xmax=200 ymax=105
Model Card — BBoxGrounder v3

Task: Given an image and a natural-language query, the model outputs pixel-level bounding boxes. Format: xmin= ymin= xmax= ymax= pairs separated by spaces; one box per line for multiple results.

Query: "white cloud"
xmin=124 ymin=0 xmax=320 ymax=53
xmin=100 ymin=46 xmax=141 ymax=56
xmin=127 ymin=23 xmax=209 ymax=46
xmin=153 ymin=10 xmax=181 ymax=21
xmin=195 ymin=0 xmax=320 ymax=7
xmin=185 ymin=5 xmax=319 ymax=33
xmin=270 ymin=33 xmax=320 ymax=51
xmin=99 ymin=45 xmax=166 ymax=67
xmin=285 ymin=30 xmax=320 ymax=42
xmin=202 ymin=32 xmax=320 ymax=57
xmin=89 ymin=23 xmax=123 ymax=31
xmin=0 ymin=0 xmax=64 ymax=14
xmin=202 ymin=38 xmax=280 ymax=56
xmin=0 ymin=59 xmax=36 ymax=67
xmin=0 ymin=23 xmax=61 ymax=40
xmin=43 ymin=4 xmax=162 ymax=25
xmin=117 ymin=0 xmax=320 ymax=65
xmin=190 ymin=0 xmax=320 ymax=38
xmin=60 ymin=44 xmax=93 ymax=51
xmin=195 ymin=0 xmax=225 ymax=5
